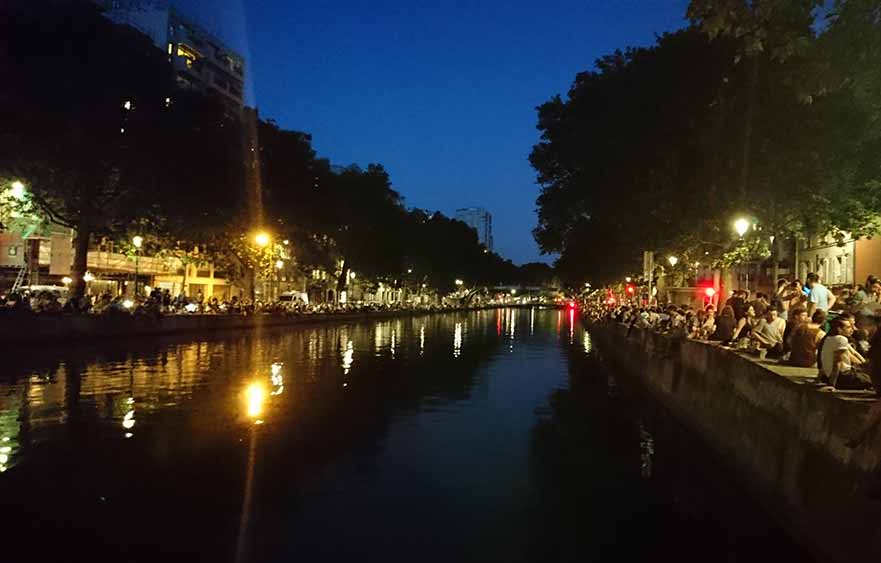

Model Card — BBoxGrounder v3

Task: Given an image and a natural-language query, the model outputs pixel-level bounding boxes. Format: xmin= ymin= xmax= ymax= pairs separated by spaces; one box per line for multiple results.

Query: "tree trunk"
xmin=336 ymin=259 xmax=348 ymax=294
xmin=248 ymin=267 xmax=256 ymax=301
xmin=772 ymin=236 xmax=781 ymax=286
xmin=738 ymin=57 xmax=760 ymax=203
xmin=181 ymin=261 xmax=189 ymax=297
xmin=69 ymin=223 xmax=91 ymax=300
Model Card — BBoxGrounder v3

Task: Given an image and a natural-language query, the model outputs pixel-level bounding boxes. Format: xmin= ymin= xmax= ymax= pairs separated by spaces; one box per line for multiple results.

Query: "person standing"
xmin=806 ymin=272 xmax=836 ymax=316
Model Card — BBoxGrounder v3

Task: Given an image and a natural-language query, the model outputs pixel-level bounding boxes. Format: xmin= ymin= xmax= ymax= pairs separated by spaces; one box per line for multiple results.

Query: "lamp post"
xmin=734 ymin=218 xmax=751 ymax=291
xmin=253 ymin=232 xmax=270 ymax=300
xmin=274 ymin=259 xmax=284 ymax=302
xmin=132 ymin=235 xmax=143 ymax=298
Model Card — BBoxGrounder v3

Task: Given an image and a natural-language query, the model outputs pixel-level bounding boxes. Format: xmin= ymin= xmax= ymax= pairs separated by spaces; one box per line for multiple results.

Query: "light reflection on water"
xmin=0 ymin=308 xmax=807 ymax=562
xmin=0 ymin=310 xmax=549 ymax=476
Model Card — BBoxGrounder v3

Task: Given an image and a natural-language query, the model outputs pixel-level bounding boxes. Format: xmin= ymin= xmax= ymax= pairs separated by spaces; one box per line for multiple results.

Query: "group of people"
xmin=0 ymin=287 xmax=468 ymax=318
xmin=608 ymin=272 xmax=881 ymax=393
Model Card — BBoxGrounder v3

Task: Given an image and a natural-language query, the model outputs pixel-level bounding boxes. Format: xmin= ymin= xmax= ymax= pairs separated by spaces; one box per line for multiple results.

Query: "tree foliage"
xmin=531 ymin=7 xmax=881 ymax=287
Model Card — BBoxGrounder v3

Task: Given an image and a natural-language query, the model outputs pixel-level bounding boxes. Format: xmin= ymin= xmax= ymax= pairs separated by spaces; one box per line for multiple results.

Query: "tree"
xmin=0 ymin=0 xmax=178 ymax=298
xmin=531 ymin=15 xmax=881 ymax=287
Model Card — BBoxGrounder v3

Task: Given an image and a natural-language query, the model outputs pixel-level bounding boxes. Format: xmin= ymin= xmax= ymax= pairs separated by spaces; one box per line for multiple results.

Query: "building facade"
xmin=97 ymin=0 xmax=245 ymax=109
xmin=455 ymin=207 xmax=494 ymax=251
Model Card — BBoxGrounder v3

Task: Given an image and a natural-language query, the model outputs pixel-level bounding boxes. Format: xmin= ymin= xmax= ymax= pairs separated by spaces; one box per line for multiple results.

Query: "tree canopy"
xmin=531 ymin=3 xmax=881 ymax=287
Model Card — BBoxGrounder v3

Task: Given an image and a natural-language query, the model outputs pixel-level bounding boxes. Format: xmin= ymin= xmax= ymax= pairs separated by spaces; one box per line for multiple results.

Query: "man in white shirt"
xmin=820 ymin=317 xmax=868 ymax=389
xmin=752 ymin=309 xmax=786 ymax=353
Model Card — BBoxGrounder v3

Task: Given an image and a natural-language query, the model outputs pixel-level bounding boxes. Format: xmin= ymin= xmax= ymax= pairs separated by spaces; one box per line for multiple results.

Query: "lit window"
xmin=177 ymin=44 xmax=200 ymax=68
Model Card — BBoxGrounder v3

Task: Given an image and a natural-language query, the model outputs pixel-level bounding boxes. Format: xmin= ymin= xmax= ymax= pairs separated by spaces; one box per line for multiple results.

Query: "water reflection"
xmin=0 ymin=308 xmax=806 ymax=563
xmin=245 ymin=382 xmax=267 ymax=422
xmin=270 ymin=362 xmax=285 ymax=396
xmin=341 ymin=341 xmax=354 ymax=375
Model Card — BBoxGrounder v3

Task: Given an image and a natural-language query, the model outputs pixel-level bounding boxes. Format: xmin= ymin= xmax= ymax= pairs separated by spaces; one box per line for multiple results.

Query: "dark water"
xmin=0 ymin=308 xmax=809 ymax=562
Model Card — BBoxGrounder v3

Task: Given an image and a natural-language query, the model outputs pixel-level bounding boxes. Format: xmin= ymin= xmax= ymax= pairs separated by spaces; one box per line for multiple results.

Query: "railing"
xmin=87 ymin=251 xmax=182 ymax=275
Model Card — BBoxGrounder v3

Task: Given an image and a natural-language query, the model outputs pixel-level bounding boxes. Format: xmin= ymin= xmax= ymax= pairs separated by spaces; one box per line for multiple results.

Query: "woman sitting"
xmin=709 ymin=306 xmax=736 ymax=342
xmin=787 ymin=310 xmax=827 ymax=367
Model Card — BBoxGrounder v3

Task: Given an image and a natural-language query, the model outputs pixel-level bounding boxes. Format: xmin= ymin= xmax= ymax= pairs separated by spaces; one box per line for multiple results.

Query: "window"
xmin=177 ymin=44 xmax=200 ymax=68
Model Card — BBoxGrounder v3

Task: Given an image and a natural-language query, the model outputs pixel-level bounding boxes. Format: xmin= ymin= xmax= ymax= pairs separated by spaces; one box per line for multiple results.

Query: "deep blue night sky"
xmin=176 ymin=0 xmax=689 ymax=264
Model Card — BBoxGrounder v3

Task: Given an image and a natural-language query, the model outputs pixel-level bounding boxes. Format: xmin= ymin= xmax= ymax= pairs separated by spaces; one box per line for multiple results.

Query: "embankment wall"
xmin=591 ymin=322 xmax=881 ymax=562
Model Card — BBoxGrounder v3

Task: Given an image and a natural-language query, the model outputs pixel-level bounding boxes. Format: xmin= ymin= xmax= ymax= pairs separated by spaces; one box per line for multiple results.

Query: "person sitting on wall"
xmin=709 ymin=306 xmax=736 ymax=342
xmin=725 ymin=290 xmax=746 ymax=320
xmin=818 ymin=317 xmax=873 ymax=390
xmin=751 ymin=292 xmax=770 ymax=318
xmin=787 ymin=310 xmax=827 ymax=368
xmin=751 ymin=308 xmax=787 ymax=357
xmin=700 ymin=305 xmax=716 ymax=339
xmin=782 ymin=305 xmax=808 ymax=355
xmin=731 ymin=304 xmax=759 ymax=344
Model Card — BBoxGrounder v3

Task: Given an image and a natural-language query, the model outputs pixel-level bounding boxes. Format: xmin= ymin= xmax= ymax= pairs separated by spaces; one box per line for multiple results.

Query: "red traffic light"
xmin=626 ymin=284 xmax=635 ymax=295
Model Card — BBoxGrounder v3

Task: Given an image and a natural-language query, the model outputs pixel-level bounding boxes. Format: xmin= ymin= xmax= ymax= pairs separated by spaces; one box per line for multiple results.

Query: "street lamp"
xmin=132 ymin=235 xmax=143 ymax=298
xmin=668 ymin=256 xmax=678 ymax=267
xmin=625 ymin=277 xmax=631 ymax=283
xmin=10 ymin=181 xmax=26 ymax=200
xmin=254 ymin=232 xmax=270 ymax=248
xmin=734 ymin=218 xmax=751 ymax=238
xmin=455 ymin=279 xmax=463 ymax=287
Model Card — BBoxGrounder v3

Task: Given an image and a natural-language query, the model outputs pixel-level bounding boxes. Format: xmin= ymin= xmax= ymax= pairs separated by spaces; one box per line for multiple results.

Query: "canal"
xmin=0 ymin=308 xmax=810 ymax=562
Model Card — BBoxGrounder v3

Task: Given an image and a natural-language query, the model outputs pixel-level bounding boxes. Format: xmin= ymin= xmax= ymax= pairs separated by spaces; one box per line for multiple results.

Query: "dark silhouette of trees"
xmin=531 ymin=7 xmax=881 ymax=286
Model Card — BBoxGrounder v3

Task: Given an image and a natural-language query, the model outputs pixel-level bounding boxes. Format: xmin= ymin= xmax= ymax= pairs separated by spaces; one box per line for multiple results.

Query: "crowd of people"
xmin=0 ymin=287 xmax=482 ymax=318
xmin=603 ymin=272 xmax=881 ymax=395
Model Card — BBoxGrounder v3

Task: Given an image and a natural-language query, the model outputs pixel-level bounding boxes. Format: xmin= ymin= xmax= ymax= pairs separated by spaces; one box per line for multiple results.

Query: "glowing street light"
xmin=83 ymin=272 xmax=95 ymax=283
xmin=132 ymin=235 xmax=143 ymax=297
xmin=10 ymin=181 xmax=26 ymax=200
xmin=668 ymin=256 xmax=678 ymax=267
xmin=625 ymin=277 xmax=632 ymax=283
xmin=275 ymin=259 xmax=284 ymax=270
xmin=254 ymin=232 xmax=270 ymax=248
xmin=455 ymin=279 xmax=464 ymax=286
xmin=734 ymin=218 xmax=751 ymax=238
xmin=61 ymin=276 xmax=72 ymax=285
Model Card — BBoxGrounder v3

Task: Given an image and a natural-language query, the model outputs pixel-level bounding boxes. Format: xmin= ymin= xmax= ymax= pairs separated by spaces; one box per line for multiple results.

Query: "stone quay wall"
xmin=591 ymin=322 xmax=881 ymax=562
